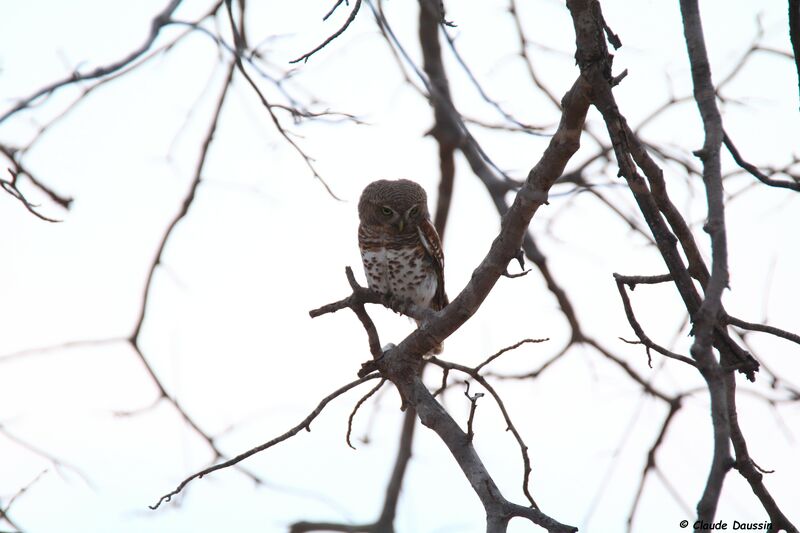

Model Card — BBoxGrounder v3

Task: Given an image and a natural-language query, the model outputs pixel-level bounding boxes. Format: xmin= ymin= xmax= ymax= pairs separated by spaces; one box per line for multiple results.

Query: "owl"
xmin=358 ymin=179 xmax=448 ymax=351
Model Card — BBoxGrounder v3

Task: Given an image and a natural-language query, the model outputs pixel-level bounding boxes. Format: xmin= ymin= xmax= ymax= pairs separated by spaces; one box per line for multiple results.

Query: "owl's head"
xmin=358 ymin=179 xmax=430 ymax=234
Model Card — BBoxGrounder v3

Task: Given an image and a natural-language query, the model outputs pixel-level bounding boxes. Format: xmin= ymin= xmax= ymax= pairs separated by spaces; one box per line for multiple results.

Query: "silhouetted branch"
xmin=0 ymin=0 xmax=187 ymax=124
xmin=680 ymin=0 xmax=734 ymax=521
xmin=789 ymin=0 xmax=800 ymax=106
xmin=613 ymin=273 xmax=698 ymax=367
xmin=346 ymin=378 xmax=386 ymax=449
xmin=0 ymin=167 xmax=62 ymax=222
xmin=290 ymin=0 xmax=363 ymax=64
xmin=462 ymin=380 xmax=483 ymax=443
xmin=474 ymin=338 xmax=549 ymax=373
xmin=724 ymin=374 xmax=798 ymax=532
xmin=151 ymin=373 xmax=381 ymax=509
xmin=627 ymin=398 xmax=683 ymax=530
xmin=431 ymin=356 xmax=538 ymax=509
xmin=723 ymin=132 xmax=800 ymax=191
xmin=224 ymin=0 xmax=340 ymax=199
xmin=0 ymin=469 xmax=47 ymax=531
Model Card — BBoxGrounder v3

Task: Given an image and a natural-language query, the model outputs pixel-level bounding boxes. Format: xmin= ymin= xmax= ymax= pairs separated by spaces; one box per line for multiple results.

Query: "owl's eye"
xmin=408 ymin=205 xmax=419 ymax=216
xmin=381 ymin=206 xmax=394 ymax=216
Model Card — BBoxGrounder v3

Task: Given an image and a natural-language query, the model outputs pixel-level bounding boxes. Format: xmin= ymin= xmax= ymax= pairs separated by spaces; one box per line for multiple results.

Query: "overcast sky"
xmin=1 ymin=1 xmax=798 ymax=532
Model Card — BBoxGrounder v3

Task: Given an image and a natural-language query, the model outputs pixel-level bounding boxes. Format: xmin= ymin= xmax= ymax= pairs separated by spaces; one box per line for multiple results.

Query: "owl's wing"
xmin=417 ymin=219 xmax=448 ymax=311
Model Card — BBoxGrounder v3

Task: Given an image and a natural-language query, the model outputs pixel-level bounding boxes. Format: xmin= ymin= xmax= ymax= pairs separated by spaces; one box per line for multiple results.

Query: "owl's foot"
xmin=423 ymin=342 xmax=444 ymax=359
xmin=380 ymin=293 xmax=406 ymax=315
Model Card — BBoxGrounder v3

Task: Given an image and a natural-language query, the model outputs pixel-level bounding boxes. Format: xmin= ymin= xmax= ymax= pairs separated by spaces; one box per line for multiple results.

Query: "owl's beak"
xmin=397 ymin=220 xmax=405 ymax=232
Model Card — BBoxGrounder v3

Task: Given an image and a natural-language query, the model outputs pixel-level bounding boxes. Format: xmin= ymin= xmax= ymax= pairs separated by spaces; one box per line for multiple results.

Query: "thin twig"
xmin=723 ymin=132 xmax=800 ymax=191
xmin=346 ymin=378 xmax=386 ymax=449
xmin=151 ymin=373 xmax=381 ymax=509
xmin=474 ymin=338 xmax=549 ymax=373
xmin=290 ymin=0 xmax=363 ymax=64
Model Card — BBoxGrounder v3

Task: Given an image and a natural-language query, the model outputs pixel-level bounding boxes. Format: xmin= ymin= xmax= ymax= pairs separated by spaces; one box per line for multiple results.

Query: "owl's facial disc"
xmin=378 ymin=205 xmax=403 ymax=232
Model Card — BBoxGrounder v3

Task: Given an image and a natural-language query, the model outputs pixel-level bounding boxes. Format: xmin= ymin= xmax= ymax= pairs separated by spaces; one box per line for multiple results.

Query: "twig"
xmin=0 ymin=469 xmax=48 ymax=531
xmin=0 ymin=145 xmax=73 ymax=210
xmin=346 ymin=378 xmax=386 ymax=449
xmin=626 ymin=398 xmax=683 ymax=530
xmin=723 ymin=131 xmax=800 ymax=191
xmin=463 ymin=381 xmax=484 ymax=442
xmin=474 ymin=338 xmax=549 ymax=373
xmin=151 ymin=373 xmax=381 ymax=509
xmin=224 ymin=0 xmax=340 ymax=199
xmin=0 ymin=0 xmax=184 ymax=124
xmin=724 ymin=314 xmax=800 ymax=346
xmin=0 ymin=168 xmax=62 ymax=222
xmin=290 ymin=0 xmax=362 ymax=64
xmin=431 ymin=357 xmax=538 ymax=509
xmin=724 ymin=374 xmax=798 ymax=532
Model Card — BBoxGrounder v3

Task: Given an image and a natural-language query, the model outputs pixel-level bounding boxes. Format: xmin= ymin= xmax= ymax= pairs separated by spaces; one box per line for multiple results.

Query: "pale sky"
xmin=1 ymin=1 xmax=798 ymax=532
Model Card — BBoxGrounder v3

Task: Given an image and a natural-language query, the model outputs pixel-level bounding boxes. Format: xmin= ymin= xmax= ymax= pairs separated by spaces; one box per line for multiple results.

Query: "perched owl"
xmin=358 ymin=179 xmax=448 ymax=352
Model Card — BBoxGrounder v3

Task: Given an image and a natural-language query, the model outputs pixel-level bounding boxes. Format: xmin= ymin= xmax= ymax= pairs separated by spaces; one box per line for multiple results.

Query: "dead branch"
xmin=462 ymin=380 xmax=484 ymax=443
xmin=224 ymin=0 xmax=340 ymax=199
xmin=430 ymin=356 xmax=538 ymax=509
xmin=0 ymin=167 xmax=62 ymax=222
xmin=346 ymin=378 xmax=387 ymax=449
xmin=613 ymin=273 xmax=698 ymax=367
xmin=679 ymin=0 xmax=734 ymax=521
xmin=151 ymin=372 xmax=381 ymax=509
xmin=724 ymin=374 xmax=798 ymax=532
xmin=291 ymin=403 xmax=419 ymax=533
xmin=0 ymin=0 xmax=187 ymax=125
xmin=724 ymin=314 xmax=800 ymax=346
xmin=723 ymin=132 xmax=800 ymax=191
xmin=290 ymin=0 xmax=363 ymax=64
xmin=626 ymin=398 xmax=683 ymax=530
xmin=474 ymin=338 xmax=549 ymax=373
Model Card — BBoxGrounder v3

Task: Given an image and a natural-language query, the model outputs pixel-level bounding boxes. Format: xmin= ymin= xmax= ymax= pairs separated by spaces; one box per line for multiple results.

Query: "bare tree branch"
xmin=474 ymin=338 xmax=549 ymax=374
xmin=724 ymin=374 xmax=798 ymax=532
xmin=724 ymin=314 xmax=800 ymax=346
xmin=0 ymin=0 xmax=187 ymax=124
xmin=613 ymin=273 xmax=698 ymax=367
xmin=346 ymin=378 xmax=387 ymax=449
xmin=789 ymin=0 xmax=800 ymax=106
xmin=679 ymin=0 xmax=734 ymax=521
xmin=290 ymin=0 xmax=363 ymax=64
xmin=723 ymin=132 xmax=800 ymax=191
xmin=151 ymin=373 xmax=382 ymax=509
